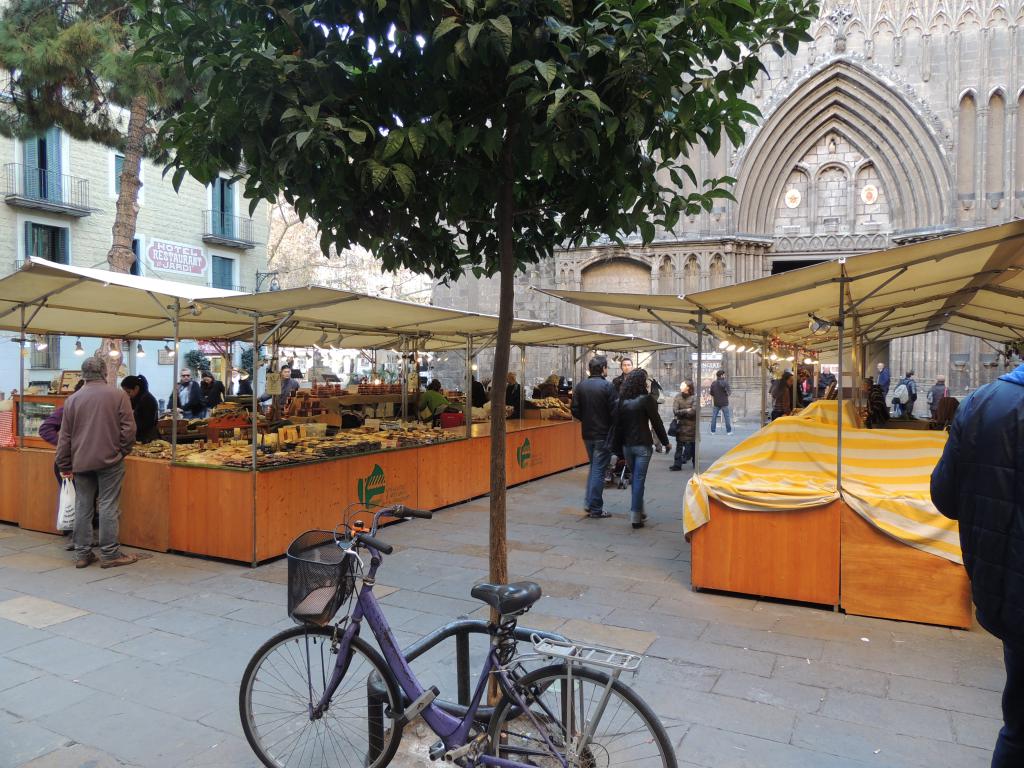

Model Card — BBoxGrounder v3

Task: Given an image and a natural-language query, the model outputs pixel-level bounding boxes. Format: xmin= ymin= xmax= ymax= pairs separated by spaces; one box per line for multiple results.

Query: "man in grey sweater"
xmin=56 ymin=357 xmax=138 ymax=569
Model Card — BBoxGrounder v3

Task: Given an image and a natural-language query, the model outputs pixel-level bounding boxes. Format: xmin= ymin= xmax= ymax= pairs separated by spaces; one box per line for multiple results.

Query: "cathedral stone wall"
xmin=432 ymin=0 xmax=1024 ymax=415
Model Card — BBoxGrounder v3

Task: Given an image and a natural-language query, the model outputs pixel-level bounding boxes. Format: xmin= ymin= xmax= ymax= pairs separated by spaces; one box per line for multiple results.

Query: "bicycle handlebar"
xmin=394 ymin=505 xmax=433 ymax=520
xmin=354 ymin=532 xmax=394 ymax=555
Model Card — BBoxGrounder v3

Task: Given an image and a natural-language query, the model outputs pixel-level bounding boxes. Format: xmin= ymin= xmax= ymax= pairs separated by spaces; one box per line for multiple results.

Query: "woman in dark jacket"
xmin=615 ymin=369 xmax=671 ymax=529
xmin=200 ymin=370 xmax=226 ymax=412
xmin=669 ymin=380 xmax=697 ymax=471
xmin=121 ymin=375 xmax=159 ymax=443
xmin=770 ymin=371 xmax=794 ymax=420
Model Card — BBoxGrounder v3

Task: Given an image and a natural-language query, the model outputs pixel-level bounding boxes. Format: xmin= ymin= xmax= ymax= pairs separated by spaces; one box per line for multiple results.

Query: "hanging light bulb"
xmin=74 ymin=338 xmax=84 ymax=356
xmin=34 ymin=335 xmax=48 ymax=351
xmin=786 ymin=355 xmax=795 ymax=362
xmin=471 ymin=363 xmax=478 ymax=372
xmin=769 ymin=353 xmax=778 ymax=361
xmin=108 ymin=344 xmax=121 ymax=358
xmin=718 ymin=339 xmax=729 ymax=350
xmin=137 ymin=342 xmax=146 ymax=358
xmin=315 ymin=328 xmax=328 ymax=347
xmin=726 ymin=342 xmax=737 ymax=351
xmin=735 ymin=344 xmax=747 ymax=353
xmin=803 ymin=357 xmax=813 ymax=365
xmin=164 ymin=343 xmax=175 ymax=358
xmin=334 ymin=333 xmax=344 ymax=349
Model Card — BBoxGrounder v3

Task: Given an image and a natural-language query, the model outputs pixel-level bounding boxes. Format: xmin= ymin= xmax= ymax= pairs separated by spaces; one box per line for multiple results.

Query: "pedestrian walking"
xmin=931 ymin=361 xmax=1024 ymax=767
xmin=570 ymin=355 xmax=618 ymax=519
xmin=669 ymin=380 xmax=696 ymax=471
xmin=709 ymin=369 xmax=732 ymax=434
xmin=613 ymin=369 xmax=670 ymax=529
xmin=892 ymin=370 xmax=918 ymax=417
xmin=612 ymin=358 xmax=633 ymax=393
xmin=927 ymin=374 xmax=949 ymax=420
xmin=876 ymin=362 xmax=891 ymax=394
xmin=55 ymin=357 xmax=138 ymax=569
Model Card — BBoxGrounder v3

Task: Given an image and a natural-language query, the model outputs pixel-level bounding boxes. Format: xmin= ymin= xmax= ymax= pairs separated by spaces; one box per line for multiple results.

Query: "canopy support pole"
xmin=760 ymin=333 xmax=768 ymax=428
xmin=464 ymin=336 xmax=473 ymax=439
xmin=837 ymin=271 xmax=846 ymax=498
xmin=400 ymin=336 xmax=408 ymax=421
xmin=251 ymin=315 xmax=259 ymax=566
xmin=170 ymin=301 xmax=181 ymax=463
xmin=17 ymin=307 xmax=25 ymax=448
xmin=519 ymin=345 xmax=527 ymax=421
xmin=648 ymin=309 xmax=697 ymax=348
xmin=695 ymin=311 xmax=704 ymax=476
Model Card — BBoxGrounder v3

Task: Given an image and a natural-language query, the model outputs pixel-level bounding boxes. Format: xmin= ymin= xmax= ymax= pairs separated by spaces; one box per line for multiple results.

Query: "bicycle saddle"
xmin=470 ymin=581 xmax=542 ymax=616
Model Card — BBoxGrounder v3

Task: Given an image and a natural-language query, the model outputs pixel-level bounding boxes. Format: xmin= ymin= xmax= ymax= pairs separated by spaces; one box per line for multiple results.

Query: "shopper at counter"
xmin=571 ymin=355 xmax=617 ymax=519
xmin=418 ymin=379 xmax=450 ymax=421
xmin=259 ymin=365 xmax=299 ymax=409
xmin=170 ymin=369 xmax=205 ymax=418
xmin=200 ymin=370 xmax=226 ymax=411
xmin=120 ymin=375 xmax=159 ymax=443
xmin=931 ymin=362 xmax=1024 ymax=767
xmin=532 ymin=374 xmax=561 ymax=400
xmin=56 ymin=357 xmax=138 ymax=569
xmin=613 ymin=369 xmax=670 ymax=529
xmin=669 ymin=380 xmax=696 ymax=471
xmin=505 ymin=372 xmax=522 ymax=418
xmin=770 ymin=371 xmax=794 ymax=420
xmin=927 ymin=375 xmax=949 ymax=420
xmin=471 ymin=376 xmax=488 ymax=408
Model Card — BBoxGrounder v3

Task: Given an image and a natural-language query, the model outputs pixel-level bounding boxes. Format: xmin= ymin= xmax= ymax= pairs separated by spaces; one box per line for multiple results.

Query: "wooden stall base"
xmin=0 ymin=449 xmax=21 ymax=523
xmin=691 ymin=498 xmax=841 ymax=606
xmin=840 ymin=505 xmax=972 ymax=629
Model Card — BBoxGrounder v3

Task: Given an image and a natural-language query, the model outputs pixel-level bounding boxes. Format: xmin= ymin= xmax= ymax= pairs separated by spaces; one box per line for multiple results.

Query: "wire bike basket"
xmin=287 ymin=530 xmax=357 ymax=626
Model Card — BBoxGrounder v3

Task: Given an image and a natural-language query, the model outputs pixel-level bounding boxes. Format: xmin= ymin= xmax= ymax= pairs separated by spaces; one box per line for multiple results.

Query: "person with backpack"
xmin=927 ymin=374 xmax=949 ymax=420
xmin=892 ymin=370 xmax=918 ymax=417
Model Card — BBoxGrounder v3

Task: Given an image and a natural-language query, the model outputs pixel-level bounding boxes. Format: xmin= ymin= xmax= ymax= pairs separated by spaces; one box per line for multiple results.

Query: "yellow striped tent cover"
xmin=683 ymin=401 xmax=962 ymax=564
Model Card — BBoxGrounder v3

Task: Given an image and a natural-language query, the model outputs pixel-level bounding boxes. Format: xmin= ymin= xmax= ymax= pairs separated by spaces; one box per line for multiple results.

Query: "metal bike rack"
xmin=366 ymin=618 xmax=567 ymax=760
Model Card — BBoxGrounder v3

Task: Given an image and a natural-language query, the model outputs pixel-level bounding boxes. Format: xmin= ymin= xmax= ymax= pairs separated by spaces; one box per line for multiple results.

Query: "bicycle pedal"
xmin=428 ymin=740 xmax=445 ymax=761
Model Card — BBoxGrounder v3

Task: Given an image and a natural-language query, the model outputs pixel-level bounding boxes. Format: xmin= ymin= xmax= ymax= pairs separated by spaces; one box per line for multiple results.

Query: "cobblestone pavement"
xmin=0 ymin=425 xmax=1006 ymax=767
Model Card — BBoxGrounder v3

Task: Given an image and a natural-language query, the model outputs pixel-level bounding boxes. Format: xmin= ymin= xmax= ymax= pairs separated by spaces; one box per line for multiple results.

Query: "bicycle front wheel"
xmin=240 ymin=625 xmax=403 ymax=768
xmin=487 ymin=663 xmax=676 ymax=768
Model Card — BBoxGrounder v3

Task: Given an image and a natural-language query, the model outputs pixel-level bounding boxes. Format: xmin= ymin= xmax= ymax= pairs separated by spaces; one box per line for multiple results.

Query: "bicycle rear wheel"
xmin=487 ymin=663 xmax=676 ymax=768
xmin=240 ymin=626 xmax=403 ymax=768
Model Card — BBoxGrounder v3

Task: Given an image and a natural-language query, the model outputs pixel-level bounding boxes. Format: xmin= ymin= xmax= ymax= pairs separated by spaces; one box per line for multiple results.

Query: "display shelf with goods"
xmin=14 ymin=394 xmax=66 ymax=449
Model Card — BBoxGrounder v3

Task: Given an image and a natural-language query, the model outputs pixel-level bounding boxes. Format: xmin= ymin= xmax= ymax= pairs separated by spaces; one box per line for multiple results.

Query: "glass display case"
xmin=16 ymin=395 xmax=66 ymax=448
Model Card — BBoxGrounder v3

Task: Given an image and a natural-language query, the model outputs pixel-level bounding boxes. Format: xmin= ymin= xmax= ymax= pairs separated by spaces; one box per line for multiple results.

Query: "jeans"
xmin=73 ymin=460 xmax=126 ymax=560
xmin=583 ymin=439 xmax=612 ymax=514
xmin=673 ymin=439 xmax=694 ymax=468
xmin=623 ymin=444 xmax=653 ymax=523
xmin=710 ymin=406 xmax=732 ymax=433
xmin=994 ymin=642 xmax=1024 ymax=767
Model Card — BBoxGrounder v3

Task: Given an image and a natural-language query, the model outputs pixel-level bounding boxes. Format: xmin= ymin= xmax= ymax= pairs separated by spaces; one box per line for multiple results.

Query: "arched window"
xmin=957 ymin=93 xmax=977 ymax=207
xmin=709 ymin=255 xmax=726 ymax=289
xmin=683 ymin=255 xmax=700 ymax=295
xmin=657 ymin=257 xmax=674 ymax=294
xmin=986 ymin=91 xmax=1006 ymax=205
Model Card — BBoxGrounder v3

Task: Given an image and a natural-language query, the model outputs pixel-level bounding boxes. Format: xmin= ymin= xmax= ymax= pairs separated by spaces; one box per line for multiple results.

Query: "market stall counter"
xmin=684 ymin=401 xmax=972 ymax=628
xmin=4 ymin=418 xmax=588 ymax=564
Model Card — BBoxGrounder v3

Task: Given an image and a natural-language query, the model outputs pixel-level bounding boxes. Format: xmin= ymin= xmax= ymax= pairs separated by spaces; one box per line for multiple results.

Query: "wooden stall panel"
xmin=0 ymin=449 xmax=21 ymax=523
xmin=417 ymin=440 xmax=484 ymax=509
xmin=840 ymin=505 xmax=972 ymax=629
xmin=18 ymin=449 xmax=60 ymax=534
xmin=119 ymin=457 xmax=171 ymax=553
xmin=691 ymin=498 xmax=841 ymax=606
xmin=256 ymin=459 xmax=350 ymax=562
xmin=169 ymin=465 xmax=254 ymax=563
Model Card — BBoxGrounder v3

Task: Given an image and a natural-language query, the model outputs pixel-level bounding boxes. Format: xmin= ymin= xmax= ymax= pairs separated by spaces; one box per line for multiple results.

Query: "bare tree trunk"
xmin=103 ymin=93 xmax=149 ymax=382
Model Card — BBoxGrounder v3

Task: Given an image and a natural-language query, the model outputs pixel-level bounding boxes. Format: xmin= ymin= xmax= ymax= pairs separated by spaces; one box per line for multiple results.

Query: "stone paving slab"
xmin=0 ymin=423 xmax=1007 ymax=767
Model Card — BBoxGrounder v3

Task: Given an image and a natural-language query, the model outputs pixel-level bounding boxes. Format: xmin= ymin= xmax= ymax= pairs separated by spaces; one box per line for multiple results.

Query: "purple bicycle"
xmin=239 ymin=504 xmax=676 ymax=767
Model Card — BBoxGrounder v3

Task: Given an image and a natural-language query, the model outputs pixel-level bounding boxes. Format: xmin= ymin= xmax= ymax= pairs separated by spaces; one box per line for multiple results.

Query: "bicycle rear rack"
xmin=531 ymin=635 xmax=643 ymax=674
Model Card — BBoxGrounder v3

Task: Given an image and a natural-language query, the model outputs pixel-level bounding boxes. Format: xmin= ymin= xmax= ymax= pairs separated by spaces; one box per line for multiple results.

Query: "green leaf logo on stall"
xmin=516 ymin=438 xmax=532 ymax=469
xmin=358 ymin=464 xmax=386 ymax=508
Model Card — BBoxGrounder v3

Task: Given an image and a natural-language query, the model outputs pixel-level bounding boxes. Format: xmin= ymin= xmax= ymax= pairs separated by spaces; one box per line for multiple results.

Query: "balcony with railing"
xmin=4 ymin=163 xmax=91 ymax=217
xmin=202 ymin=210 xmax=257 ymax=249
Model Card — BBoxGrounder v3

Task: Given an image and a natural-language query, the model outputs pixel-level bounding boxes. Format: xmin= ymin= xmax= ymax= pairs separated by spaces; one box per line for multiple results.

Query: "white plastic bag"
xmin=56 ymin=478 xmax=76 ymax=531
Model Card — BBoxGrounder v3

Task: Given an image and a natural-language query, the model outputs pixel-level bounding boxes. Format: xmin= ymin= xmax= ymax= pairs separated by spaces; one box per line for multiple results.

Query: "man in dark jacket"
xmin=931 ymin=364 xmax=1024 ymax=766
xmin=611 ymin=358 xmax=633 ymax=393
xmin=170 ymin=369 xmax=204 ymax=418
xmin=571 ymin=355 xmax=617 ymax=519
xmin=709 ymin=369 xmax=732 ymax=434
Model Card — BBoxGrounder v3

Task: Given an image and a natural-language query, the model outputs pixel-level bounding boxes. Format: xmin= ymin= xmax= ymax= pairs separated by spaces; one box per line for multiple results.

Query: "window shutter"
xmin=212 ymin=255 xmax=233 ymax=289
xmin=22 ymin=137 xmax=39 ymax=198
xmin=114 ymin=153 xmax=124 ymax=196
xmin=57 ymin=228 xmax=68 ymax=264
xmin=44 ymin=127 xmax=62 ymax=202
xmin=24 ymin=221 xmax=33 ymax=259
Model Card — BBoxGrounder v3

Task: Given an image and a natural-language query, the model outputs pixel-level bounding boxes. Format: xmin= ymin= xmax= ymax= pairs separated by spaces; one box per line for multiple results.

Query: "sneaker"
xmin=669 ymin=465 xmax=682 ymax=471
xmin=586 ymin=510 xmax=613 ymax=519
xmin=726 ymin=430 xmax=733 ymax=435
xmin=100 ymin=553 xmax=139 ymax=569
xmin=74 ymin=552 xmax=96 ymax=569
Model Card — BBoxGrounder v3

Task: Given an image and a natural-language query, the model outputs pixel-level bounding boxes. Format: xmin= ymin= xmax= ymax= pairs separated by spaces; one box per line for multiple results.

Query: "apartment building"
xmin=0 ymin=125 xmax=271 ymax=399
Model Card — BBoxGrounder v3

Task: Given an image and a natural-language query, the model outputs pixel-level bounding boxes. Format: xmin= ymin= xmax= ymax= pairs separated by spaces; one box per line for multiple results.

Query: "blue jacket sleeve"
xmin=930 ymin=409 xmax=962 ymax=520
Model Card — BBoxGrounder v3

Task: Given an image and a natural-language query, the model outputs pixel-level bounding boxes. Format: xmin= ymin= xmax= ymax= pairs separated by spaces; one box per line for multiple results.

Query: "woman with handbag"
xmin=669 ymin=380 xmax=697 ymax=471
xmin=615 ymin=369 xmax=671 ymax=529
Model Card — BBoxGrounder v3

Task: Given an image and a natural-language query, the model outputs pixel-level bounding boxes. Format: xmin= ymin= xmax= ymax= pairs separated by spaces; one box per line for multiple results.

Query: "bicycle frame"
xmin=314 ymin=545 xmax=568 ymax=768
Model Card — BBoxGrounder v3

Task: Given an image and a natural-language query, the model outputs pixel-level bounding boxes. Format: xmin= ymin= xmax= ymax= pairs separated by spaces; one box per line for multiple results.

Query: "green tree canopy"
xmin=141 ymin=0 xmax=817 ymax=584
